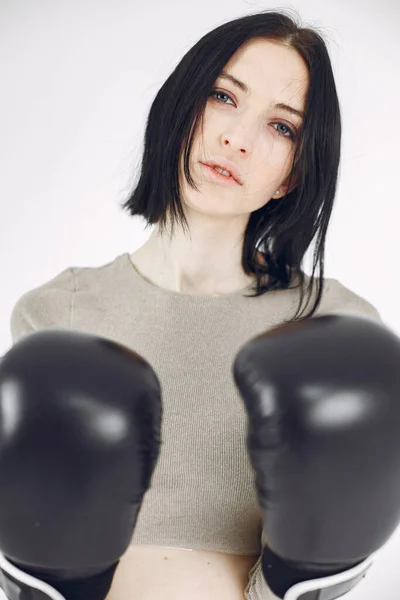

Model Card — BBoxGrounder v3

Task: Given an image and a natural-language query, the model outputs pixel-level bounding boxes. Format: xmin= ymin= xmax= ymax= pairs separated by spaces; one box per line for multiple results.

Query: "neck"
xmin=130 ymin=227 xmax=262 ymax=296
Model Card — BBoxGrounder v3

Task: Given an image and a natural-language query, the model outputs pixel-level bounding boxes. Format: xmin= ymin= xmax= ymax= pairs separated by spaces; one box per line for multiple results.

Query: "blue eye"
xmin=209 ymin=90 xmax=297 ymax=141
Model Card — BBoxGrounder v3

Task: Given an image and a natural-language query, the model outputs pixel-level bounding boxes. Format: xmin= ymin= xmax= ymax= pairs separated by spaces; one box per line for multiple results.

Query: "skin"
xmin=130 ymin=38 xmax=309 ymax=296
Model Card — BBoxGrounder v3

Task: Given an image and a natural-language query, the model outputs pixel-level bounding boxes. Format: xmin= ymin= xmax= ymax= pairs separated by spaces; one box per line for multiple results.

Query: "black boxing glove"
xmin=0 ymin=330 xmax=163 ymax=600
xmin=233 ymin=314 xmax=400 ymax=599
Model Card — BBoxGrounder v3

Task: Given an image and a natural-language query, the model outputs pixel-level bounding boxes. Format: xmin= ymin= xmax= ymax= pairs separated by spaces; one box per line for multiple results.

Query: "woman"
xmin=8 ymin=8 xmax=382 ymax=600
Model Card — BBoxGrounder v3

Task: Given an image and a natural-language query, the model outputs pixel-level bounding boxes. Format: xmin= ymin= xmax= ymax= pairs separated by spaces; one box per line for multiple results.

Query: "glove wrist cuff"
xmin=0 ymin=552 xmax=65 ymax=600
xmin=261 ymin=545 xmax=376 ymax=600
xmin=0 ymin=552 xmax=118 ymax=600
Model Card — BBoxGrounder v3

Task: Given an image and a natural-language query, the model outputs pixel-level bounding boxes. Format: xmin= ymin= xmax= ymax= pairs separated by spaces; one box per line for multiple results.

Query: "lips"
xmin=202 ymin=157 xmax=242 ymax=185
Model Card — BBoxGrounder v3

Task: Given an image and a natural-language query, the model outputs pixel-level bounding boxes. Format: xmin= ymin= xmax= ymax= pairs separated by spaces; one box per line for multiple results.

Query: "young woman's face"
xmin=181 ymin=39 xmax=309 ymax=218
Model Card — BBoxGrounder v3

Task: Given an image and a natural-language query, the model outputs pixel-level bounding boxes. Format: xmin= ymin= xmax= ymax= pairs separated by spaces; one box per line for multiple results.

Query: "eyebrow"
xmin=218 ymin=70 xmax=305 ymax=121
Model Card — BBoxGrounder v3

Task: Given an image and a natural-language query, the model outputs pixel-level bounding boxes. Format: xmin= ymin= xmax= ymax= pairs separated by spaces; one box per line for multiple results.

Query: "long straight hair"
xmin=120 ymin=9 xmax=342 ymax=323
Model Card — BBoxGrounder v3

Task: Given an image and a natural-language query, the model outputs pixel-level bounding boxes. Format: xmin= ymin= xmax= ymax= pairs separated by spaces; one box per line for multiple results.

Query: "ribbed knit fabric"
xmin=9 ymin=252 xmax=383 ymax=599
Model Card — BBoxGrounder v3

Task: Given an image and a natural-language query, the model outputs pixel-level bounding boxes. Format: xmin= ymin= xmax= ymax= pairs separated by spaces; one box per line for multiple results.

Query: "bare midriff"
xmin=105 ymin=545 xmax=259 ymax=600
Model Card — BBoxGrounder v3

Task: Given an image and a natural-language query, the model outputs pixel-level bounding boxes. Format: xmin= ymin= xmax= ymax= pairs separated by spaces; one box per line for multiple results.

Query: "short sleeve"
xmin=10 ymin=267 xmax=76 ymax=345
xmin=316 ymin=278 xmax=384 ymax=325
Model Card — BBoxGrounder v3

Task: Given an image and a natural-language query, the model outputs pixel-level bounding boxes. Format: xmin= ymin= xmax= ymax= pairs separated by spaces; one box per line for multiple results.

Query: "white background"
xmin=0 ymin=0 xmax=399 ymax=598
